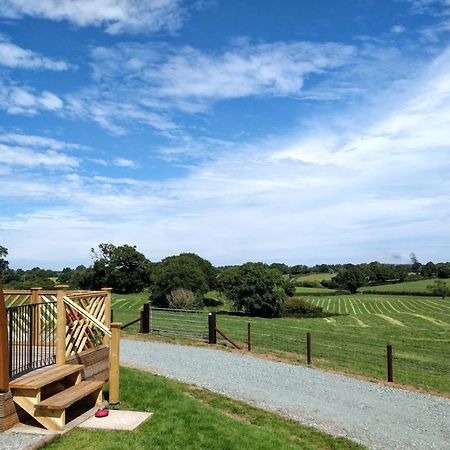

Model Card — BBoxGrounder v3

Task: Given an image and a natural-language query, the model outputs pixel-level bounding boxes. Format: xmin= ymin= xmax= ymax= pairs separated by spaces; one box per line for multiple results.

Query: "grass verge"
xmin=44 ymin=367 xmax=364 ymax=450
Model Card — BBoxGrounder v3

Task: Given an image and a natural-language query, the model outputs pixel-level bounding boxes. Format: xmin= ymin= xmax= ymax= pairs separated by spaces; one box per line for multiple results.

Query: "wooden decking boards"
xmin=10 ymin=364 xmax=84 ymax=390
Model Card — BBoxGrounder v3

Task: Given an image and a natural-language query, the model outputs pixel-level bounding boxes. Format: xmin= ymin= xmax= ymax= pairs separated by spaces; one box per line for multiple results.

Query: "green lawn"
xmin=361 ymin=278 xmax=450 ymax=294
xmin=45 ymin=367 xmax=363 ymax=450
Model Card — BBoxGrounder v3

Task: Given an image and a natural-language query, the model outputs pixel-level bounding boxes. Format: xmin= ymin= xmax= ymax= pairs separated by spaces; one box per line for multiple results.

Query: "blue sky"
xmin=1 ymin=0 xmax=450 ymax=269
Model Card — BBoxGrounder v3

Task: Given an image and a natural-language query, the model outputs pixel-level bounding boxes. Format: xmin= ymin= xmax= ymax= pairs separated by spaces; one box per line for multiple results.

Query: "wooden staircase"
xmin=10 ymin=364 xmax=104 ymax=431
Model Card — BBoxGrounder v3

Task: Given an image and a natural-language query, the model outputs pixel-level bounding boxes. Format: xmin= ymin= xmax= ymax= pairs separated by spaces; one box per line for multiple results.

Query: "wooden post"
xmin=247 ymin=323 xmax=252 ymax=351
xmin=306 ymin=332 xmax=312 ymax=365
xmin=387 ymin=344 xmax=394 ymax=383
xmin=208 ymin=312 xmax=217 ymax=344
xmin=101 ymin=288 xmax=112 ymax=346
xmin=109 ymin=322 xmax=121 ymax=406
xmin=30 ymin=287 xmax=42 ymax=347
xmin=55 ymin=285 xmax=68 ymax=366
xmin=0 ymin=278 xmax=9 ymax=393
xmin=140 ymin=303 xmax=150 ymax=334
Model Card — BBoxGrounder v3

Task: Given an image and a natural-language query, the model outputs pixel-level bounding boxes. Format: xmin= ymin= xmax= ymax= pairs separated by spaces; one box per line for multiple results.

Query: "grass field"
xmin=291 ymin=272 xmax=335 ymax=283
xmin=294 ymin=286 xmax=337 ymax=294
xmin=112 ymin=291 xmax=450 ymax=395
xmin=360 ymin=278 xmax=450 ymax=294
xmin=45 ymin=367 xmax=362 ymax=450
xmin=111 ymin=291 xmax=149 ymax=333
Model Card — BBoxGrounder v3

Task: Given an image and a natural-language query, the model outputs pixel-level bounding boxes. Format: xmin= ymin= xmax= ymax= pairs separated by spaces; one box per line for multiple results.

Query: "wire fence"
xmin=150 ymin=307 xmax=208 ymax=340
xmin=132 ymin=306 xmax=450 ymax=394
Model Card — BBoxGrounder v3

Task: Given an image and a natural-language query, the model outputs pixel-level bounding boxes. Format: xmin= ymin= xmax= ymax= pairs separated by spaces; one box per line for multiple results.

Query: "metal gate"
xmin=7 ymin=302 xmax=56 ymax=380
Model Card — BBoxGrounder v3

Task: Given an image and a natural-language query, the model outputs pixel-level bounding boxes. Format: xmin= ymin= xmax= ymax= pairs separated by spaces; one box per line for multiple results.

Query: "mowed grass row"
xmin=305 ymin=294 xmax=450 ymax=317
xmin=360 ymin=278 xmax=450 ymax=294
xmin=111 ymin=291 xmax=149 ymax=333
xmin=112 ymin=292 xmax=450 ymax=395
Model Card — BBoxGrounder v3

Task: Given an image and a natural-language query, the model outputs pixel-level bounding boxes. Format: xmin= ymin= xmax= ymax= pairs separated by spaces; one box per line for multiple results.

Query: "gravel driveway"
xmin=121 ymin=339 xmax=450 ymax=450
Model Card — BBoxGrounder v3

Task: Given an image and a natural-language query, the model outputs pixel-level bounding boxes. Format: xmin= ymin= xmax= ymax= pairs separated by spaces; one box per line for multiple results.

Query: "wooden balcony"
xmin=0 ymin=284 xmax=120 ymax=432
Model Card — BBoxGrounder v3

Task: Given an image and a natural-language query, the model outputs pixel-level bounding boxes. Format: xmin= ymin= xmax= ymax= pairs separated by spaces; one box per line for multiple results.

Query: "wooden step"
xmin=10 ymin=364 xmax=84 ymax=390
xmin=36 ymin=380 xmax=104 ymax=411
xmin=33 ymin=380 xmax=104 ymax=431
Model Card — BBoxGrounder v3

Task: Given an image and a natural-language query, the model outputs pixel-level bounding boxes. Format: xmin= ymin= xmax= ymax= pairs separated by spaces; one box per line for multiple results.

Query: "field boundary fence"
xmin=130 ymin=306 xmax=450 ymax=393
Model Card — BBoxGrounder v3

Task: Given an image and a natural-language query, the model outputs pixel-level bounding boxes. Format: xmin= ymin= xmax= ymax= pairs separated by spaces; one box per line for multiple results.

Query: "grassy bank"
xmin=45 ymin=367 xmax=363 ymax=450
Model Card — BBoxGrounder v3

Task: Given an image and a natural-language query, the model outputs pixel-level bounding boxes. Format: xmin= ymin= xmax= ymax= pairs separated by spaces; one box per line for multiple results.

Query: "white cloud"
xmin=67 ymin=40 xmax=354 ymax=134
xmin=0 ymin=133 xmax=89 ymax=151
xmin=65 ymin=90 xmax=177 ymax=134
xmin=113 ymin=157 xmax=137 ymax=168
xmin=0 ymin=36 xmax=70 ymax=70
xmin=90 ymin=41 xmax=355 ymax=101
xmin=0 ymin=82 xmax=64 ymax=115
xmin=0 ymin=0 xmax=184 ymax=34
xmin=0 ymin=144 xmax=78 ymax=168
xmin=390 ymin=25 xmax=406 ymax=34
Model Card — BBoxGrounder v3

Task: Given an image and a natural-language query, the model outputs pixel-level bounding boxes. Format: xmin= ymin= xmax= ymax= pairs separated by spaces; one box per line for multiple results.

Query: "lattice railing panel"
xmin=4 ymin=292 xmax=32 ymax=308
xmin=64 ymin=293 xmax=107 ymax=356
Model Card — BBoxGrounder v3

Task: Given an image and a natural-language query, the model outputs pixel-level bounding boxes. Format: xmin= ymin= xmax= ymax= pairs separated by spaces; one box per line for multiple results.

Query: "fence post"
xmin=387 ymin=344 xmax=394 ymax=382
xmin=140 ymin=303 xmax=150 ymax=333
xmin=101 ymin=288 xmax=112 ymax=346
xmin=247 ymin=323 xmax=252 ymax=351
xmin=55 ymin=285 xmax=68 ymax=366
xmin=30 ymin=287 xmax=42 ymax=347
xmin=208 ymin=312 xmax=217 ymax=344
xmin=109 ymin=322 xmax=121 ymax=406
xmin=306 ymin=332 xmax=312 ymax=365
xmin=0 ymin=279 xmax=9 ymax=393
xmin=149 ymin=305 xmax=153 ymax=333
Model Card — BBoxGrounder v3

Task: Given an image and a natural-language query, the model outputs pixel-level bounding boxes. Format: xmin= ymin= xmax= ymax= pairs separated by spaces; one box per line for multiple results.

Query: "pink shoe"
xmin=95 ymin=408 xmax=109 ymax=418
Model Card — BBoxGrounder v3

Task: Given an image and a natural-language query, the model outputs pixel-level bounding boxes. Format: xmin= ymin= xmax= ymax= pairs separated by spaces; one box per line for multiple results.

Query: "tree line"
xmin=1 ymin=244 xmax=449 ymax=316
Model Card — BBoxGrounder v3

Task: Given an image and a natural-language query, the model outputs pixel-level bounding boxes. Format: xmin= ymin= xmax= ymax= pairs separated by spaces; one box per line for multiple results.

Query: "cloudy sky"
xmin=1 ymin=0 xmax=450 ymax=269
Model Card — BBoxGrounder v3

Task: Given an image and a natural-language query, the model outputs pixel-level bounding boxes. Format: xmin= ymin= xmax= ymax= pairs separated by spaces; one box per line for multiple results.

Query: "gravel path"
xmin=121 ymin=339 xmax=450 ymax=450
xmin=0 ymin=432 xmax=46 ymax=450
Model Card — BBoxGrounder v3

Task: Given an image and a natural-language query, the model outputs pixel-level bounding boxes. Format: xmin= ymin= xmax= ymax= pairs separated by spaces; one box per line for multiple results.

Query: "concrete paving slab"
xmin=78 ymin=410 xmax=152 ymax=431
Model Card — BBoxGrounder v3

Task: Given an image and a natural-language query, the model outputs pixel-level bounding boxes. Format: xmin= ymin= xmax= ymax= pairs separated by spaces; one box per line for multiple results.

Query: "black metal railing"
xmin=7 ymin=302 xmax=56 ymax=380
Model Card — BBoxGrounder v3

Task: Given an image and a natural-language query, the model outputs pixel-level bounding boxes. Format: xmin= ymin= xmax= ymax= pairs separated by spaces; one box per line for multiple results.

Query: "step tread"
xmin=36 ymin=380 xmax=104 ymax=410
xmin=10 ymin=364 xmax=84 ymax=390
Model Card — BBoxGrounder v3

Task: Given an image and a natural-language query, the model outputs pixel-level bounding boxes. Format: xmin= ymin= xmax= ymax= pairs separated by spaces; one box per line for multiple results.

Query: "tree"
xmin=269 ymin=263 xmax=290 ymax=275
xmin=422 ymin=261 xmax=437 ymax=278
xmin=0 ymin=246 xmax=8 ymax=277
xmin=90 ymin=244 xmax=152 ymax=293
xmin=178 ymin=253 xmax=218 ymax=289
xmin=150 ymin=254 xmax=210 ymax=307
xmin=437 ymin=263 xmax=450 ymax=279
xmin=219 ymin=262 xmax=289 ymax=317
xmin=427 ymin=280 xmax=450 ymax=299
xmin=334 ymin=265 xmax=365 ymax=294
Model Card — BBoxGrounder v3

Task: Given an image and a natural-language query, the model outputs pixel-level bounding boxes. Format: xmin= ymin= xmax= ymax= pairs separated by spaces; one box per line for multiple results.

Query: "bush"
xmin=166 ymin=288 xmax=199 ymax=309
xmin=281 ymin=297 xmax=323 ymax=317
